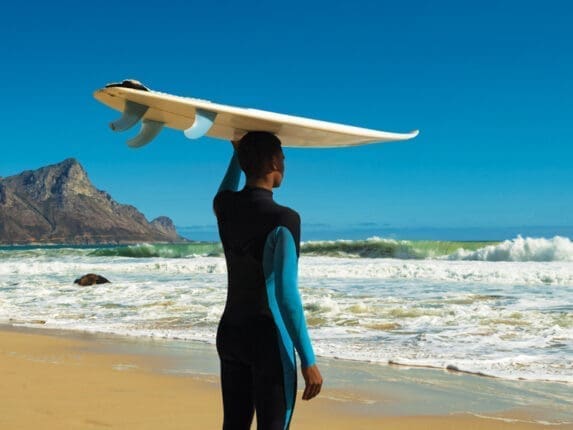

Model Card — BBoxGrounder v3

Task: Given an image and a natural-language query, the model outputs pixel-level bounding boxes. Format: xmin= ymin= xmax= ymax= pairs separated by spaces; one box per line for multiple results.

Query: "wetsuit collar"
xmin=244 ymin=185 xmax=273 ymax=195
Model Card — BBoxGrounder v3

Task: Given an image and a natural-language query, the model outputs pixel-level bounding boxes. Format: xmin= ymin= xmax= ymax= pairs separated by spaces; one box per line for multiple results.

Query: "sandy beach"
xmin=1 ymin=327 xmax=568 ymax=430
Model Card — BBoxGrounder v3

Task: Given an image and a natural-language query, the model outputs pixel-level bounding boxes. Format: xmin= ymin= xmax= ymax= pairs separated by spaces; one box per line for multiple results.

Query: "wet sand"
xmin=0 ymin=327 xmax=569 ymax=429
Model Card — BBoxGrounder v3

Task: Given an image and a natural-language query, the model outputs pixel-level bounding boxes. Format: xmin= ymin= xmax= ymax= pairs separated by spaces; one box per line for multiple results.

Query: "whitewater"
xmin=0 ymin=235 xmax=571 ymax=384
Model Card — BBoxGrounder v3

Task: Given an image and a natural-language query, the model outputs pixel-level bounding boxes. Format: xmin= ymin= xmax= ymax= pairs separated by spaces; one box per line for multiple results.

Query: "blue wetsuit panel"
xmin=263 ymin=226 xmax=315 ymax=368
xmin=262 ymin=226 xmax=316 ymax=427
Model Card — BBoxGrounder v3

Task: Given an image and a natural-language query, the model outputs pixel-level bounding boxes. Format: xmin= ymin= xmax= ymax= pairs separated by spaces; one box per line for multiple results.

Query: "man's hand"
xmin=301 ymin=364 xmax=323 ymax=400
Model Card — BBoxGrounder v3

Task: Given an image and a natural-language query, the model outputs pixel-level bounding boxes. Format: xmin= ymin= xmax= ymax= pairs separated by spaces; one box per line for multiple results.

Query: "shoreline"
xmin=1 ymin=324 xmax=571 ymax=429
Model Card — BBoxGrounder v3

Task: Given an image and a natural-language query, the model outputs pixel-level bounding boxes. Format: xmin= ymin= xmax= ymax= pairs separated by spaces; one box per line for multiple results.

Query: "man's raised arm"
xmin=217 ymin=143 xmax=242 ymax=194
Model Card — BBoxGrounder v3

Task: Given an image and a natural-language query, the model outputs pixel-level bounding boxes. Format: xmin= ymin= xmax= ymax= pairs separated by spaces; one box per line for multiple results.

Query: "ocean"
xmin=1 ymin=235 xmax=572 ymax=388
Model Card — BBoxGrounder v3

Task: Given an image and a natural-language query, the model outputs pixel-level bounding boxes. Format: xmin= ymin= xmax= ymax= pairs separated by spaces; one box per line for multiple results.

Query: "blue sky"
xmin=1 ymin=1 xmax=572 ymax=240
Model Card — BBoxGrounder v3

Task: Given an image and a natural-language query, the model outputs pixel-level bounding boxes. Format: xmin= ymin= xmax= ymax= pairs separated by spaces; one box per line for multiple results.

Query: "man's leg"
xmin=252 ymin=322 xmax=296 ymax=430
xmin=220 ymin=358 xmax=255 ymax=430
xmin=217 ymin=322 xmax=255 ymax=430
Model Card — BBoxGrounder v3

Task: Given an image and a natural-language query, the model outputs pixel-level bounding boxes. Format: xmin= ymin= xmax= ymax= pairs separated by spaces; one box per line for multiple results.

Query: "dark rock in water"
xmin=74 ymin=273 xmax=111 ymax=286
xmin=0 ymin=158 xmax=187 ymax=244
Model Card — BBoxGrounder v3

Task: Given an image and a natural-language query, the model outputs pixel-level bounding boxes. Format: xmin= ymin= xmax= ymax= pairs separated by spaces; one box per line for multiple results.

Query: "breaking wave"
xmin=89 ymin=243 xmax=223 ymax=258
xmin=3 ymin=236 xmax=571 ymax=262
xmin=301 ymin=237 xmax=493 ymax=259
xmin=88 ymin=238 xmax=495 ymax=260
xmin=71 ymin=236 xmax=573 ymax=261
xmin=447 ymin=236 xmax=573 ymax=262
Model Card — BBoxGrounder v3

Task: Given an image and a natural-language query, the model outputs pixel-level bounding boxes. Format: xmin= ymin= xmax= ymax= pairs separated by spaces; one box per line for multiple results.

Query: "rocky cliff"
xmin=0 ymin=159 xmax=185 ymax=244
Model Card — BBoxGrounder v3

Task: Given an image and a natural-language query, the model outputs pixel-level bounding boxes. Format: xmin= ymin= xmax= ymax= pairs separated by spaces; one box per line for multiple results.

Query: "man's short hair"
xmin=237 ymin=131 xmax=282 ymax=179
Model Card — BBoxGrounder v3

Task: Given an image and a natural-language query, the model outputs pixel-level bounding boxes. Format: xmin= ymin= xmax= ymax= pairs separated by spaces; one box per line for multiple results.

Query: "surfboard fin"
xmin=126 ymin=119 xmax=165 ymax=148
xmin=110 ymin=100 xmax=149 ymax=132
xmin=184 ymin=109 xmax=217 ymax=139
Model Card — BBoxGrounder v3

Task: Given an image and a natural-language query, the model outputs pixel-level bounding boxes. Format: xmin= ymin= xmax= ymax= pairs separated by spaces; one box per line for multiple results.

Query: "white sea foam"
xmin=299 ymin=256 xmax=573 ymax=285
xmin=0 ymin=250 xmax=572 ymax=384
xmin=3 ymin=253 xmax=572 ymax=285
xmin=447 ymin=236 xmax=573 ymax=262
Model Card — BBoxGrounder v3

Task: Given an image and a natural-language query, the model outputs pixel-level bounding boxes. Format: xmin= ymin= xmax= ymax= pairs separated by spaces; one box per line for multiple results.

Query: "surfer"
xmin=213 ymin=131 xmax=323 ymax=429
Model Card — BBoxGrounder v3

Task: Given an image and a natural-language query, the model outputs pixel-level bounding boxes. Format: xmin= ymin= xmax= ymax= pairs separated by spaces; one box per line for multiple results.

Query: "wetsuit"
xmin=213 ymin=150 xmax=315 ymax=430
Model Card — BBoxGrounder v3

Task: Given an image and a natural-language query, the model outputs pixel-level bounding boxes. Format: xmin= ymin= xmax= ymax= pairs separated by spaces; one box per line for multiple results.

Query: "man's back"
xmin=214 ymin=185 xmax=300 ymax=324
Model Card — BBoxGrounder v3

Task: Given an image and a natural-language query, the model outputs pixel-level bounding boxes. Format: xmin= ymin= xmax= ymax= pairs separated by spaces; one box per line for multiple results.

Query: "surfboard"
xmin=93 ymin=79 xmax=419 ymax=148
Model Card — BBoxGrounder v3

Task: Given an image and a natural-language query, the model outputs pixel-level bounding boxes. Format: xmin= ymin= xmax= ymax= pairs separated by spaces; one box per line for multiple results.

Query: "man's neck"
xmin=246 ymin=176 xmax=274 ymax=191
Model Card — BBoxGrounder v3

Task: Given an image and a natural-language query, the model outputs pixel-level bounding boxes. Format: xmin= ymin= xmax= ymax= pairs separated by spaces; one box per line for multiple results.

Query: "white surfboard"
xmin=93 ymin=79 xmax=419 ymax=148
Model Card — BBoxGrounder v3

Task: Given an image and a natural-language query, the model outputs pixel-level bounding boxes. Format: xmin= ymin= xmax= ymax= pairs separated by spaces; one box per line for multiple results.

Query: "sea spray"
xmin=447 ymin=236 xmax=573 ymax=262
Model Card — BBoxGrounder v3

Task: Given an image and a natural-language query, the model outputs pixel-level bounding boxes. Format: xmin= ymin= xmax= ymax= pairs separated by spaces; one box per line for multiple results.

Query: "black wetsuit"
xmin=213 ymin=150 xmax=315 ymax=430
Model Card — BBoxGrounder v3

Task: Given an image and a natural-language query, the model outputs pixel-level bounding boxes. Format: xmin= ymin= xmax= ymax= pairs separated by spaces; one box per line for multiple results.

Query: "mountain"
xmin=0 ymin=158 xmax=185 ymax=244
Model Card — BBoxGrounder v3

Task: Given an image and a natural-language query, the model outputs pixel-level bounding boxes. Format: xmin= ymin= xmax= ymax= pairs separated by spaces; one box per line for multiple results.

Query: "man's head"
xmin=237 ymin=131 xmax=284 ymax=187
